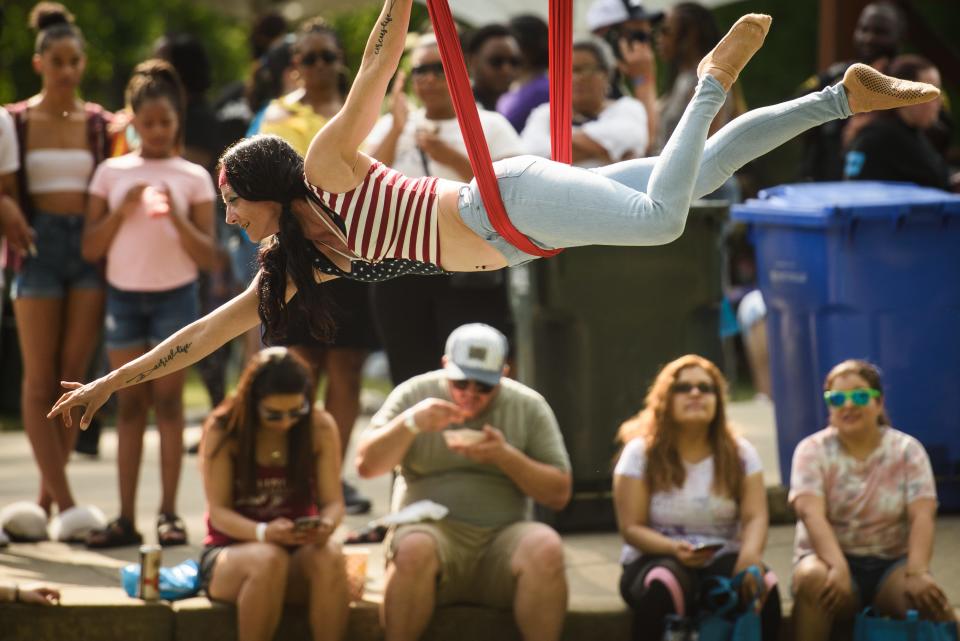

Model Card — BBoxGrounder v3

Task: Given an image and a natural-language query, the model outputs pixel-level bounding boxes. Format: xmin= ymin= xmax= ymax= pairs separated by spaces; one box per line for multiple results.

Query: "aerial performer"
xmin=48 ymin=0 xmax=939 ymax=427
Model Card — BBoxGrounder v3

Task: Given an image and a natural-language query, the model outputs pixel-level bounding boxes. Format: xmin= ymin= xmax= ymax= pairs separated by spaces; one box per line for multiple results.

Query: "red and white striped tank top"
xmin=305 ymin=161 xmax=442 ymax=265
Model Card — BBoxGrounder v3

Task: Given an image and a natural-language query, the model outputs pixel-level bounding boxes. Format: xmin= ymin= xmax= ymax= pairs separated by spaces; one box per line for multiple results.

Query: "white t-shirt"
xmin=363 ymin=106 xmax=524 ymax=180
xmin=522 ymin=97 xmax=649 ymax=168
xmin=0 ymin=109 xmax=19 ymax=175
xmin=614 ymin=435 xmax=763 ymax=564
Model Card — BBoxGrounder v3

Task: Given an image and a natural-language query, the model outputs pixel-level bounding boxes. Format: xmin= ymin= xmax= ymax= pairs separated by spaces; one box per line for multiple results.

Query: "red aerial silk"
xmin=425 ymin=0 xmax=572 ymax=258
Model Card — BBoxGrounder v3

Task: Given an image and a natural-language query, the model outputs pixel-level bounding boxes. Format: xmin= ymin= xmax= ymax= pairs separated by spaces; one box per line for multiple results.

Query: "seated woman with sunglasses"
xmin=613 ymin=355 xmax=781 ymax=641
xmin=790 ymin=359 xmax=956 ymax=641
xmin=199 ymin=348 xmax=349 ymax=641
xmin=47 ymin=0 xmax=940 ymax=430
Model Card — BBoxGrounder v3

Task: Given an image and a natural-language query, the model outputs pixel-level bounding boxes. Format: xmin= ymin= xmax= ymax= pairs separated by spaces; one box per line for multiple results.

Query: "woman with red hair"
xmin=613 ymin=354 xmax=780 ymax=640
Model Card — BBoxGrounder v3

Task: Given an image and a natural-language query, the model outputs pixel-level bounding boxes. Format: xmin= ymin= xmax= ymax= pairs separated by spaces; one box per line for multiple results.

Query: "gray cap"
xmin=443 ymin=323 xmax=508 ymax=387
xmin=587 ymin=0 xmax=664 ymax=31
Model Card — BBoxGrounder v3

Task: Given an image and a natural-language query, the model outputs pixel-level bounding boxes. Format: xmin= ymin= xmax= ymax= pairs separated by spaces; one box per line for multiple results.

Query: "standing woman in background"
xmin=82 ymin=60 xmax=216 ymax=548
xmin=258 ymin=18 xmax=377 ymax=515
xmin=3 ymin=2 xmax=110 ymax=541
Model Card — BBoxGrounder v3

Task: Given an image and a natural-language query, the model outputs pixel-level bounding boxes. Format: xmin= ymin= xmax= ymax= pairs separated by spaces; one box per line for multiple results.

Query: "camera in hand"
xmin=604 ymin=27 xmax=651 ymax=60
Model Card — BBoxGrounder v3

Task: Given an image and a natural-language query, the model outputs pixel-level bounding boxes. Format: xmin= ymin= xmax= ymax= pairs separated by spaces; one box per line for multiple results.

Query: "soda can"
xmin=139 ymin=544 xmax=162 ymax=601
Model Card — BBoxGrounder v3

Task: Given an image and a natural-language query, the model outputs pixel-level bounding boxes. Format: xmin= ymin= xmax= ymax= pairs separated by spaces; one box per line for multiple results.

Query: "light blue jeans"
xmin=458 ymin=75 xmax=852 ymax=266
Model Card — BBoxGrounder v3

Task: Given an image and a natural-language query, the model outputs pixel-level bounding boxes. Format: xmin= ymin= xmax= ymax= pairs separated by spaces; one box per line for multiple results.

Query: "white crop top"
xmin=25 ymin=148 xmax=95 ymax=194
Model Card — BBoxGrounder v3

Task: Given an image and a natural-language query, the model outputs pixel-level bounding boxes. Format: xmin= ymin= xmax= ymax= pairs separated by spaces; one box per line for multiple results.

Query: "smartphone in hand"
xmin=294 ymin=515 xmax=326 ymax=532
xmin=691 ymin=540 xmax=725 ymax=553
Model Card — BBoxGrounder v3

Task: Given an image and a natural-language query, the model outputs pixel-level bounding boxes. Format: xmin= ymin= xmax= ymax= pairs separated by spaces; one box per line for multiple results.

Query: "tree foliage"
xmin=1 ymin=0 xmax=248 ymax=109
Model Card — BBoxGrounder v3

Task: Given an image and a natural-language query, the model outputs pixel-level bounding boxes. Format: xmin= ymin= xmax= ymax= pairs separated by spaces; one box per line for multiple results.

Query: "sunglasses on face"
xmin=672 ymin=382 xmax=717 ymax=395
xmin=823 ymin=388 xmax=880 ymax=408
xmin=411 ymin=61 xmax=446 ymax=78
xmin=450 ymin=379 xmax=495 ymax=394
xmin=484 ymin=55 xmax=521 ymax=69
xmin=300 ymin=49 xmax=339 ymax=66
xmin=259 ymin=400 xmax=311 ymax=422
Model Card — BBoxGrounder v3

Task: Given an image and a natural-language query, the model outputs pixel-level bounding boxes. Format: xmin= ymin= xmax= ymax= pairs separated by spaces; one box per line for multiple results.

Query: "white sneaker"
xmin=0 ymin=501 xmax=48 ymax=541
xmin=49 ymin=505 xmax=107 ymax=542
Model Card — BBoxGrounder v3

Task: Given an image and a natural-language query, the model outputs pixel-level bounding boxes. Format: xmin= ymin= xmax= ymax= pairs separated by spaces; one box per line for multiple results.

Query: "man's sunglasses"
xmin=411 ymin=61 xmax=446 ymax=78
xmin=259 ymin=400 xmax=312 ymax=422
xmin=301 ymin=49 xmax=339 ymax=66
xmin=823 ymin=388 xmax=880 ymax=408
xmin=450 ymin=379 xmax=495 ymax=394
xmin=671 ymin=382 xmax=717 ymax=395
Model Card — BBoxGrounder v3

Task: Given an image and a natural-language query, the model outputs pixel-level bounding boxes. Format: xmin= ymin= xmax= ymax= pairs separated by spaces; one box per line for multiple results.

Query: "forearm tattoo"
xmin=374 ymin=0 xmax=396 ymax=55
xmin=126 ymin=342 xmax=193 ymax=384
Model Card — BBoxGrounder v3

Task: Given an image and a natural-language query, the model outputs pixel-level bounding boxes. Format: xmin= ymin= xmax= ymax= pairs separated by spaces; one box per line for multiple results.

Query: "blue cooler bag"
xmin=854 ymin=607 xmax=959 ymax=641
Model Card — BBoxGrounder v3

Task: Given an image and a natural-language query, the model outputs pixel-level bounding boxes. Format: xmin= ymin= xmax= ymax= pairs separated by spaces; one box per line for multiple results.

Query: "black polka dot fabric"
xmin=308 ymin=244 xmax=446 ymax=282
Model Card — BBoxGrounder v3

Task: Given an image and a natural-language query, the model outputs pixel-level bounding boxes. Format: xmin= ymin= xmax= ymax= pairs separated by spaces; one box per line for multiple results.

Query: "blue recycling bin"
xmin=732 ymin=182 xmax=960 ymax=510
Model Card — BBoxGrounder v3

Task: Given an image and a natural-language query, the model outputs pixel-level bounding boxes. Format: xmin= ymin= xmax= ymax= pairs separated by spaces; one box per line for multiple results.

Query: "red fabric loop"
xmin=425 ymin=0 xmax=568 ymax=258
xmin=549 ymin=0 xmax=573 ymax=165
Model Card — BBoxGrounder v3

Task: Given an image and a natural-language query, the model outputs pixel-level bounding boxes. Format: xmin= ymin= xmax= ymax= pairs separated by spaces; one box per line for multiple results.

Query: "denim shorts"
xmin=105 ymin=281 xmax=199 ymax=350
xmin=11 ymin=212 xmax=104 ymax=299
xmin=846 ymin=554 xmax=906 ymax=608
xmin=457 ymin=156 xmax=545 ymax=268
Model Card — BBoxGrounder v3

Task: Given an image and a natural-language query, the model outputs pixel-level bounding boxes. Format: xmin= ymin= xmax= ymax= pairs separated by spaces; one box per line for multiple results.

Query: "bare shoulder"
xmin=310 ymin=406 xmax=340 ymax=450
xmin=203 ymin=422 xmax=237 ymax=459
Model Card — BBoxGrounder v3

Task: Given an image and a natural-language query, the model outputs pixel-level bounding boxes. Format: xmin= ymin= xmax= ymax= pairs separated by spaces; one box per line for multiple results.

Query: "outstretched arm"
xmin=48 ymin=274 xmax=295 ymax=429
xmin=304 ymin=0 xmax=414 ymax=190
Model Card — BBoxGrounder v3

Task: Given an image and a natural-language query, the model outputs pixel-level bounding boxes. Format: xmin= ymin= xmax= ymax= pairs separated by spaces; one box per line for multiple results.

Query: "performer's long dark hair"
xmin=218 ymin=135 xmax=335 ymax=344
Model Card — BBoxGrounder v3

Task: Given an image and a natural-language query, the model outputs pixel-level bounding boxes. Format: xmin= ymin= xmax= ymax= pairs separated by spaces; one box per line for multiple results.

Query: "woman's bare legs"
xmin=151 ymin=369 xmax=186 ymax=519
xmin=109 ymin=347 xmax=151 ymax=522
xmin=15 ymin=297 xmax=75 ymax=512
xmin=286 ymin=540 xmax=350 ymax=641
xmin=208 ymin=544 xmax=290 ymax=641
xmin=14 ymin=288 xmax=104 ymax=513
xmin=792 ymin=555 xmax=857 ymax=641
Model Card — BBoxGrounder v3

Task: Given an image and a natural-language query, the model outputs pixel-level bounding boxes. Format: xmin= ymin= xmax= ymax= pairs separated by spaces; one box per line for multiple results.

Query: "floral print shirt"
xmin=789 ymin=426 xmax=937 ymax=563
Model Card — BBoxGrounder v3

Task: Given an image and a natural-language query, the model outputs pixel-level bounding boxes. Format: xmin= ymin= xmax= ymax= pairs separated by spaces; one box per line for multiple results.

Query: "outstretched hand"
xmin=47 ymin=379 xmax=112 ymax=430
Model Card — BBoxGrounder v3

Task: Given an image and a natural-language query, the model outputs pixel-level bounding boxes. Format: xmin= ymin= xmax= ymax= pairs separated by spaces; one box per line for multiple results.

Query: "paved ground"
xmin=1 ymin=398 xmax=958 ymax=615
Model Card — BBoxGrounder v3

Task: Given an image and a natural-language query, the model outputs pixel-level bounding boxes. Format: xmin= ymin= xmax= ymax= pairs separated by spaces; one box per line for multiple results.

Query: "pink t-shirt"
xmin=789 ymin=426 xmax=937 ymax=563
xmin=88 ymin=154 xmax=215 ymax=291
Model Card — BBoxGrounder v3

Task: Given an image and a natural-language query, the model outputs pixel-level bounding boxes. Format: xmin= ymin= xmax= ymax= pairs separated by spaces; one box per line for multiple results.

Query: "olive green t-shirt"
xmin=369 ymin=370 xmax=571 ymax=528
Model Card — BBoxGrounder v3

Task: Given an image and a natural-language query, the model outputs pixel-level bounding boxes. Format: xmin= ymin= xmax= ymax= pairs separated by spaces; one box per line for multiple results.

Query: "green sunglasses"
xmin=823 ymin=388 xmax=881 ymax=408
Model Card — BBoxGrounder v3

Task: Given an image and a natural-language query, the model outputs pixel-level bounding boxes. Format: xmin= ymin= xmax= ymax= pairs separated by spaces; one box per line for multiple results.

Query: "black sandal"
xmin=86 ymin=516 xmax=143 ymax=549
xmin=157 ymin=513 xmax=188 ymax=547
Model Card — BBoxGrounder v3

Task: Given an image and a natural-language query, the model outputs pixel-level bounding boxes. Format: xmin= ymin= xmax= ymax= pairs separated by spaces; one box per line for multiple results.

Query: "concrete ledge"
xmin=173 ymin=598 xmax=385 ymax=641
xmin=0 ymin=597 xmax=631 ymax=641
xmin=2 ymin=601 xmax=173 ymax=641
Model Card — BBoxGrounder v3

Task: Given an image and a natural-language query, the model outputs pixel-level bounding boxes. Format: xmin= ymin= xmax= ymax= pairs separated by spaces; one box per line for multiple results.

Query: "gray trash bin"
xmin=510 ymin=203 xmax=729 ymax=531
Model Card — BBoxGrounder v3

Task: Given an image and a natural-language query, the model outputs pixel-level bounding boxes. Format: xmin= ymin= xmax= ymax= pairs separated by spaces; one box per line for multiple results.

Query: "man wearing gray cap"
xmin=356 ymin=323 xmax=572 ymax=641
xmin=587 ymin=0 xmax=663 ymax=149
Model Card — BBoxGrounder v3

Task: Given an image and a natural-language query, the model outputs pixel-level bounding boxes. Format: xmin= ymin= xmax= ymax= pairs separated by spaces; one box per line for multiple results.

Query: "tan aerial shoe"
xmin=842 ymin=63 xmax=940 ymax=114
xmin=696 ymin=14 xmax=772 ymax=92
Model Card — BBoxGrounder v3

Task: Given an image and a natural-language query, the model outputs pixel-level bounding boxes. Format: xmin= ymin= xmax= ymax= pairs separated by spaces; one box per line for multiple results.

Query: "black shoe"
xmin=342 ymin=481 xmax=372 ymax=515
xmin=185 ymin=440 xmax=201 ymax=455
xmin=74 ymin=417 xmax=101 ymax=457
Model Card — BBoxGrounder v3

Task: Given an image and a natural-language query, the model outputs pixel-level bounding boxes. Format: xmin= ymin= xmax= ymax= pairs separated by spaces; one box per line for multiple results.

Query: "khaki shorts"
xmin=387 ymin=519 xmax=543 ymax=608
